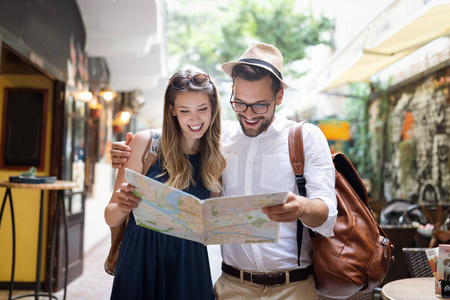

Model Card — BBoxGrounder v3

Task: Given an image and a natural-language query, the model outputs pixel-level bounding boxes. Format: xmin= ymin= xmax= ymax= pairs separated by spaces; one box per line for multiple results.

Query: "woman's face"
xmin=170 ymin=91 xmax=212 ymax=144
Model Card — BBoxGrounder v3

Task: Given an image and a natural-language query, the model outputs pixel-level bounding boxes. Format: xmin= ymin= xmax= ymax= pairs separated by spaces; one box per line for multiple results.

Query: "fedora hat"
xmin=221 ymin=42 xmax=289 ymax=89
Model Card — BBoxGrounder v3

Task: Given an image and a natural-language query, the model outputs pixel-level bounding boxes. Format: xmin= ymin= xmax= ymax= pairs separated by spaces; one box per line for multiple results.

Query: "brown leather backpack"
xmin=289 ymin=122 xmax=393 ymax=299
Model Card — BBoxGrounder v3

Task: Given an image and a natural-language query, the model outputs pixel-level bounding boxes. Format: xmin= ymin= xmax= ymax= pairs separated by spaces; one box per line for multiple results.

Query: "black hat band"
xmin=238 ymin=58 xmax=283 ymax=80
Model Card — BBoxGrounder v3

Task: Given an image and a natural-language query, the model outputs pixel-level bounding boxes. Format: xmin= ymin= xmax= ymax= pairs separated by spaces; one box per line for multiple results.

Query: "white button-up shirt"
xmin=220 ymin=116 xmax=337 ymax=272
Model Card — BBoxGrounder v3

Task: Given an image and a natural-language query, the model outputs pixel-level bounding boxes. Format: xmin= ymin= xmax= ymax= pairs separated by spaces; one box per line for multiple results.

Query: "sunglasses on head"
xmin=169 ymin=73 xmax=210 ymax=90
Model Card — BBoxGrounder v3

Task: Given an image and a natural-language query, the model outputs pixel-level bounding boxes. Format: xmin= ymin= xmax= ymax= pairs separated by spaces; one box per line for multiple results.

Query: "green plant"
xmin=344 ymin=79 xmax=395 ymax=200
xmin=345 ymin=82 xmax=371 ymax=176
xmin=370 ymin=79 xmax=393 ymax=201
xmin=167 ymin=0 xmax=334 ymax=78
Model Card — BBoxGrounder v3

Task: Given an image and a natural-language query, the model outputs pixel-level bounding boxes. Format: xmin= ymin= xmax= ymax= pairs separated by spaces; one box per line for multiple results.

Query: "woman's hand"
xmin=115 ymin=182 xmax=142 ymax=213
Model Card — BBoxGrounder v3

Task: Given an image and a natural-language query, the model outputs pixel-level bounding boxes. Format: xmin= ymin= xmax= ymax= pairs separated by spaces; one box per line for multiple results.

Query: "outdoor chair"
xmin=380 ymin=225 xmax=418 ymax=285
xmin=406 ymin=203 xmax=450 ymax=247
xmin=406 ymin=203 xmax=450 ymax=226
xmin=402 ymin=248 xmax=433 ymax=278
xmin=379 ymin=199 xmax=414 ymax=225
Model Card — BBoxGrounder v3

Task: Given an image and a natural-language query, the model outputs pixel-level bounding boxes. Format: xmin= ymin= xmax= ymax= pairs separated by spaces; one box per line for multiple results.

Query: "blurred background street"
xmin=1 ymin=0 xmax=449 ymax=298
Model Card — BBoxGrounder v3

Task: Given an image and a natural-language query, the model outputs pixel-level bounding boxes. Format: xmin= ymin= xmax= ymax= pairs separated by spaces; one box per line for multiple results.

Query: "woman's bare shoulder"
xmin=130 ymin=129 xmax=152 ymax=146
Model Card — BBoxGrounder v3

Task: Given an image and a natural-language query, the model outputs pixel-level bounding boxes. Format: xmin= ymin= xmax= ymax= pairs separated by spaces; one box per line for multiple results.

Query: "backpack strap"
xmin=141 ymin=129 xmax=161 ymax=175
xmin=288 ymin=121 xmax=314 ymax=266
xmin=289 ymin=122 xmax=307 ymax=196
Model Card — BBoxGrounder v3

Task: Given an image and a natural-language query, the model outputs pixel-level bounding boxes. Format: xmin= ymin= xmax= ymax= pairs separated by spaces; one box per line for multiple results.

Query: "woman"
xmin=105 ymin=68 xmax=226 ymax=300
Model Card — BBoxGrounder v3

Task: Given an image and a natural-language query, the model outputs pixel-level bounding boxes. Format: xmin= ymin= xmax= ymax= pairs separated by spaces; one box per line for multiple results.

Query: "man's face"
xmin=232 ymin=76 xmax=282 ymax=137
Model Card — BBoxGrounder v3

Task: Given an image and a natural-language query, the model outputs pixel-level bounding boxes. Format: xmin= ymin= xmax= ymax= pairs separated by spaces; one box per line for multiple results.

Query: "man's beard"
xmin=237 ymin=110 xmax=275 ymax=137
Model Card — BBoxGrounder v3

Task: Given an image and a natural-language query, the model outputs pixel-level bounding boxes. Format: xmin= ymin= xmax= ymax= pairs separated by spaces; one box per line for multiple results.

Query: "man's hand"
xmin=111 ymin=132 xmax=133 ymax=169
xmin=262 ymin=193 xmax=305 ymax=223
xmin=262 ymin=192 xmax=328 ymax=227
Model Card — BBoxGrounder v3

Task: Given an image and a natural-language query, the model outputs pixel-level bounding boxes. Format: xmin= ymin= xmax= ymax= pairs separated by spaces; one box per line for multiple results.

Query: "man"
xmin=110 ymin=42 xmax=337 ymax=299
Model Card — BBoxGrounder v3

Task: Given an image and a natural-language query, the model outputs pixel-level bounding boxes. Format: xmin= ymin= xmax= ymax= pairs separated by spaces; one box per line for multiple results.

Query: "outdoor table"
xmin=381 ymin=277 xmax=442 ymax=300
xmin=0 ymin=180 xmax=77 ymax=300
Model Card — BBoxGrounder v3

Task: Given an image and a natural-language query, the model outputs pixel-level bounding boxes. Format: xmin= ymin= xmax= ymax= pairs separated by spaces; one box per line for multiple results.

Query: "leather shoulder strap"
xmin=141 ymin=129 xmax=153 ymax=164
xmin=289 ymin=121 xmax=308 ymax=175
xmin=288 ymin=121 xmax=311 ymax=267
xmin=141 ymin=129 xmax=160 ymax=175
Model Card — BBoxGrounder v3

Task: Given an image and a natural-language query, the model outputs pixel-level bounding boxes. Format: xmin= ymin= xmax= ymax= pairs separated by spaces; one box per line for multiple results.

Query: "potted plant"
xmin=112 ymin=118 xmax=124 ymax=134
xmin=89 ymin=100 xmax=103 ymax=119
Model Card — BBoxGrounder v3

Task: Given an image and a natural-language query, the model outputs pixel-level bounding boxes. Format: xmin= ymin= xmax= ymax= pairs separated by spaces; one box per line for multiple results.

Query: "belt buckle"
xmin=250 ymin=273 xmax=257 ymax=284
xmin=250 ymin=272 xmax=285 ymax=285
xmin=279 ymin=272 xmax=287 ymax=285
xmin=250 ymin=272 xmax=265 ymax=284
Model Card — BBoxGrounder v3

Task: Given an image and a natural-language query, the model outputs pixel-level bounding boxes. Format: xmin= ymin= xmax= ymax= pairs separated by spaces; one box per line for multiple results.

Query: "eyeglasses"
xmin=229 ymin=93 xmax=276 ymax=114
xmin=169 ymin=73 xmax=210 ymax=90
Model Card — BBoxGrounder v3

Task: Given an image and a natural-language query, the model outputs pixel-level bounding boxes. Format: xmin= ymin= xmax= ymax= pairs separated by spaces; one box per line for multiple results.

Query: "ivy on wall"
xmin=370 ymin=80 xmax=393 ymax=201
xmin=345 ymin=80 xmax=392 ymax=200
xmin=345 ymin=83 xmax=372 ymax=175
xmin=358 ymin=69 xmax=450 ymax=203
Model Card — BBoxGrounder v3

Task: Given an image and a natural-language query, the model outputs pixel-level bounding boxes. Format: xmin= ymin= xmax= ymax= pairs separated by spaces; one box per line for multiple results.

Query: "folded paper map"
xmin=124 ymin=168 xmax=288 ymax=245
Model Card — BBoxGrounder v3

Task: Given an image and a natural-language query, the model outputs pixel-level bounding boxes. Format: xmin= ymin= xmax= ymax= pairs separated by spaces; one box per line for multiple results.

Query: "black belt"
xmin=221 ymin=262 xmax=313 ymax=286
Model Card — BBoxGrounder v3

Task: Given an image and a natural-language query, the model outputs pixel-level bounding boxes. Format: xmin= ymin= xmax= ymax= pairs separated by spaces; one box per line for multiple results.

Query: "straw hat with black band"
xmin=221 ymin=42 xmax=289 ymax=89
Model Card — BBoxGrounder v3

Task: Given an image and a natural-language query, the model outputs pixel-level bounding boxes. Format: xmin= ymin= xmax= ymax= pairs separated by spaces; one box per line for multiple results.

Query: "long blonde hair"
xmin=159 ymin=68 xmax=225 ymax=192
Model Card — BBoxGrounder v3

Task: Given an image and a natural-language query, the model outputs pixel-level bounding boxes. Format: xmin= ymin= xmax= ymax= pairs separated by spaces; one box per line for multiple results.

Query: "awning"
xmin=313 ymin=0 xmax=450 ymax=91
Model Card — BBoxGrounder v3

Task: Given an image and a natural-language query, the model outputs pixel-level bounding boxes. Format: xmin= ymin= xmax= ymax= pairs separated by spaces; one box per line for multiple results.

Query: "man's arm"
xmin=263 ymin=123 xmax=337 ymax=235
xmin=111 ymin=132 xmax=133 ymax=169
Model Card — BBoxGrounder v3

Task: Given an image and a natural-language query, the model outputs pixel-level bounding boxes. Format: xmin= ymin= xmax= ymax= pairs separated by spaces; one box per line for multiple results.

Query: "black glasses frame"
xmin=229 ymin=93 xmax=277 ymax=114
xmin=169 ymin=73 xmax=210 ymax=90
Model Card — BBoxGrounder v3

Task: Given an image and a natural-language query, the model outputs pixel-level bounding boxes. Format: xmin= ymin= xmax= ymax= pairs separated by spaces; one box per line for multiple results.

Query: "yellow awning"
xmin=316 ymin=0 xmax=450 ymax=91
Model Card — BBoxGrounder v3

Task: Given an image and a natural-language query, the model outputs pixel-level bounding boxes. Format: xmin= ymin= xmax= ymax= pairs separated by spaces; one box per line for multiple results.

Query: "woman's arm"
xmin=104 ymin=130 xmax=152 ymax=227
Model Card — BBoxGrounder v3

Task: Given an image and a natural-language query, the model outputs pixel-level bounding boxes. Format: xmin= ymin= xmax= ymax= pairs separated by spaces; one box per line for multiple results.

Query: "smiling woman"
xmin=170 ymin=92 xmax=212 ymax=150
xmin=105 ymin=67 xmax=226 ymax=300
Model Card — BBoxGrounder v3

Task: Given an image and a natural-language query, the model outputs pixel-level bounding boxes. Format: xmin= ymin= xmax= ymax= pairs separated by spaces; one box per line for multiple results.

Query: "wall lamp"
xmin=75 ymin=90 xmax=93 ymax=102
xmin=99 ymin=84 xmax=117 ymax=101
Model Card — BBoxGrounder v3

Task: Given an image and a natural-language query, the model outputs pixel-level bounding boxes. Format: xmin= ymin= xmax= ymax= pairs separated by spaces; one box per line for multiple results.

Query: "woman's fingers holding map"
xmin=116 ymin=183 xmax=142 ymax=211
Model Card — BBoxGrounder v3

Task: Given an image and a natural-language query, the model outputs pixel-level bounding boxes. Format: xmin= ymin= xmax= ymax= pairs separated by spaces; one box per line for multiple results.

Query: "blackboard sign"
xmin=1 ymin=88 xmax=48 ymax=170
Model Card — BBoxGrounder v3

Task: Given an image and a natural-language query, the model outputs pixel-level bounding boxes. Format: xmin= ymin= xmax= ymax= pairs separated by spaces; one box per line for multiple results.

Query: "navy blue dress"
xmin=111 ymin=153 xmax=214 ymax=300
